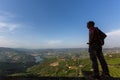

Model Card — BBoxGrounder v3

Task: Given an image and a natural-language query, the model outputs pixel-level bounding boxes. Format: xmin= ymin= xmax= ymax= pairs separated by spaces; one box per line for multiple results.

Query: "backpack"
xmin=95 ymin=27 xmax=107 ymax=45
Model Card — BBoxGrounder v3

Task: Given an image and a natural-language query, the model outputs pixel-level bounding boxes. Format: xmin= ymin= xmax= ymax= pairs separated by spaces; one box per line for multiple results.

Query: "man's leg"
xmin=96 ymin=46 xmax=109 ymax=75
xmin=89 ymin=46 xmax=99 ymax=77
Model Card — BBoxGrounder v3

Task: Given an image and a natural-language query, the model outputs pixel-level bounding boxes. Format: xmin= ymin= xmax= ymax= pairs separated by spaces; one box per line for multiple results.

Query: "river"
xmin=34 ymin=56 xmax=43 ymax=63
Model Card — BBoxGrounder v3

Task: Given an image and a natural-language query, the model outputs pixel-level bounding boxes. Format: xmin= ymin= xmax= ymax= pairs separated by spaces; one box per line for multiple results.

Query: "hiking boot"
xmin=101 ymin=73 xmax=110 ymax=77
xmin=101 ymin=73 xmax=111 ymax=80
xmin=91 ymin=75 xmax=100 ymax=79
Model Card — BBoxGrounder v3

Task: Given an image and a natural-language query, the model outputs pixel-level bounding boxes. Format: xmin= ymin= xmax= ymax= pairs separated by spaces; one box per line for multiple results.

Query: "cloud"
xmin=0 ymin=11 xmax=23 ymax=48
xmin=0 ymin=36 xmax=17 ymax=47
xmin=45 ymin=40 xmax=63 ymax=48
xmin=0 ymin=22 xmax=19 ymax=32
xmin=0 ymin=11 xmax=21 ymax=32
xmin=0 ymin=11 xmax=15 ymax=21
xmin=105 ymin=29 xmax=120 ymax=48
xmin=44 ymin=40 xmax=83 ymax=48
xmin=106 ymin=30 xmax=120 ymax=36
xmin=0 ymin=11 xmax=15 ymax=24
xmin=47 ymin=40 xmax=63 ymax=45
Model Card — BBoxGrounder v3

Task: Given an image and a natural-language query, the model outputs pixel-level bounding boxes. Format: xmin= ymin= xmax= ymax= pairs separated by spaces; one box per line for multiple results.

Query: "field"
xmin=14 ymin=53 xmax=120 ymax=78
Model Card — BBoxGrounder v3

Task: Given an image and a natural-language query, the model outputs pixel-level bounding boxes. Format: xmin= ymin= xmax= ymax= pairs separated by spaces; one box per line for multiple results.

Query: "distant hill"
xmin=0 ymin=47 xmax=35 ymax=63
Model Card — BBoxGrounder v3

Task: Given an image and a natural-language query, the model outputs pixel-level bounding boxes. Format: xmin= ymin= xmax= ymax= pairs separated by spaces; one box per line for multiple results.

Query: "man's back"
xmin=89 ymin=27 xmax=107 ymax=46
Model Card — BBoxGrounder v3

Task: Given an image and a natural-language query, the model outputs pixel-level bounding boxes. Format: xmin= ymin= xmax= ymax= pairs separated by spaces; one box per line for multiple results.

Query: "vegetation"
xmin=0 ymin=47 xmax=120 ymax=78
xmin=26 ymin=54 xmax=120 ymax=77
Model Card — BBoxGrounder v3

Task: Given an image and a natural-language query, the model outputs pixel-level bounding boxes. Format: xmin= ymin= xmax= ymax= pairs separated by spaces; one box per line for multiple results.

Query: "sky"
xmin=0 ymin=0 xmax=120 ymax=49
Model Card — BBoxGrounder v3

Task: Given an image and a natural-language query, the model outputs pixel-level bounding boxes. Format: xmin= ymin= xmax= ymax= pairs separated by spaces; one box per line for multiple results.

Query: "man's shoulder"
xmin=95 ymin=27 xmax=102 ymax=33
xmin=95 ymin=27 xmax=99 ymax=30
xmin=94 ymin=27 xmax=99 ymax=33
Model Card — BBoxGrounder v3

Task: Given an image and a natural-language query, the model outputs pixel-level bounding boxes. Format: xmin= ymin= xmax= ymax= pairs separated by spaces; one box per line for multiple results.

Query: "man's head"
xmin=87 ymin=21 xmax=95 ymax=29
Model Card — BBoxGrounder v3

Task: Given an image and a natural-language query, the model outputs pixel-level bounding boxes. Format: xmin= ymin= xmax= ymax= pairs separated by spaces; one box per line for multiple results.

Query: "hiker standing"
xmin=87 ymin=21 xmax=110 ymax=79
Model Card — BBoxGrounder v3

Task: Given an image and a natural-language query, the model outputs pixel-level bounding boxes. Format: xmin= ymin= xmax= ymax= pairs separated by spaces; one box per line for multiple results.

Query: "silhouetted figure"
xmin=87 ymin=21 xmax=110 ymax=79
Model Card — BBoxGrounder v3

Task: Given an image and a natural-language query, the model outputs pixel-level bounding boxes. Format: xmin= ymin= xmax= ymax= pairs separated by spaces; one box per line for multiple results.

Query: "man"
xmin=87 ymin=21 xmax=110 ymax=79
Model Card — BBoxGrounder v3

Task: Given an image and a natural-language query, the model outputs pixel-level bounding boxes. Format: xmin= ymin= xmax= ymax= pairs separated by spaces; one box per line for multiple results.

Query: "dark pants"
xmin=89 ymin=44 xmax=109 ymax=76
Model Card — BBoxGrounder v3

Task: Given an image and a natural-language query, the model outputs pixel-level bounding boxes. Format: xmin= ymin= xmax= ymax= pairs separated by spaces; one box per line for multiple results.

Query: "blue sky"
xmin=0 ymin=0 xmax=120 ymax=49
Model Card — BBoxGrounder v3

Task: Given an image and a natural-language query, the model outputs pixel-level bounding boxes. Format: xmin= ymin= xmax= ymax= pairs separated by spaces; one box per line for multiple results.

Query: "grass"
xmin=107 ymin=58 xmax=120 ymax=65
